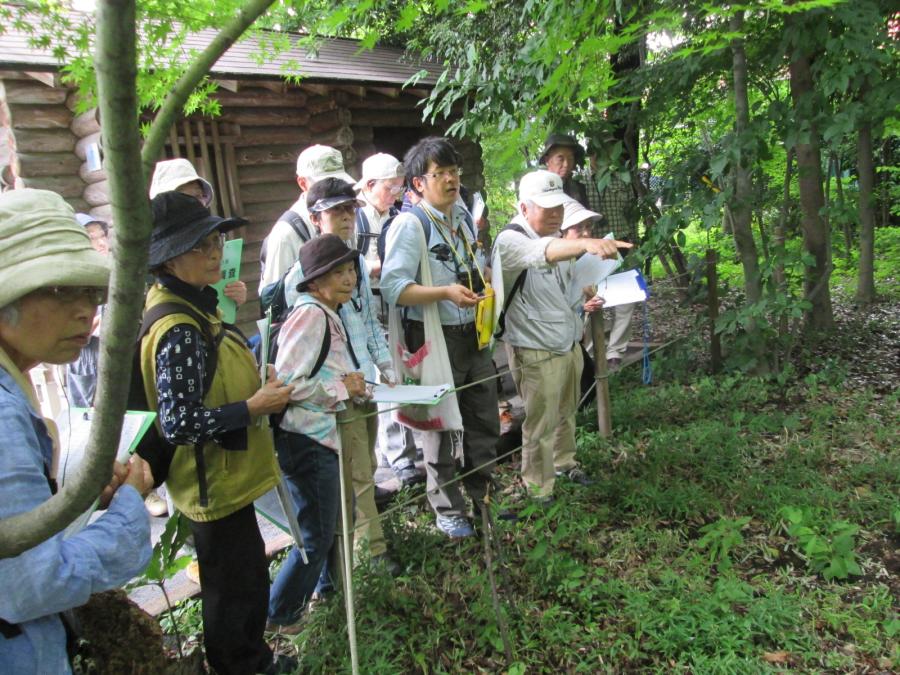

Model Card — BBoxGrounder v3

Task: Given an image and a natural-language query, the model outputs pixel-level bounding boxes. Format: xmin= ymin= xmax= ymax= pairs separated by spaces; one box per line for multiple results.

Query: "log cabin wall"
xmin=0 ymin=72 xmax=88 ymax=211
xmin=0 ymin=72 xmax=485 ymax=337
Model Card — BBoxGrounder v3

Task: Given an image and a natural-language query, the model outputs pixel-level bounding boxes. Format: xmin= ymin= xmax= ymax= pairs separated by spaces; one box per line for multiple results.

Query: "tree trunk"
xmin=855 ymin=122 xmax=876 ymax=304
xmin=787 ymin=45 xmax=834 ymax=331
xmin=833 ymin=153 xmax=852 ymax=256
xmin=730 ymin=13 xmax=767 ymax=371
xmin=774 ymin=147 xmax=793 ymax=338
xmin=729 ymin=14 xmax=763 ymax=306
xmin=0 ymin=0 xmax=278 ymax=558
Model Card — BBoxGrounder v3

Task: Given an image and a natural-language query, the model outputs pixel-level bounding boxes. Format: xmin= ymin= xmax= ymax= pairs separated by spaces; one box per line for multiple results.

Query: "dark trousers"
xmin=408 ymin=321 xmax=500 ymax=517
xmin=267 ymin=431 xmax=340 ymax=625
xmin=188 ymin=504 xmax=272 ymax=675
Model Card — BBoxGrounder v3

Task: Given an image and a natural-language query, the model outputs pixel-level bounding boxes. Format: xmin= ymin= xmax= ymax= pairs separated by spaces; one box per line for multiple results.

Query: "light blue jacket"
xmin=380 ymin=201 xmax=486 ymax=326
xmin=0 ymin=367 xmax=151 ymax=674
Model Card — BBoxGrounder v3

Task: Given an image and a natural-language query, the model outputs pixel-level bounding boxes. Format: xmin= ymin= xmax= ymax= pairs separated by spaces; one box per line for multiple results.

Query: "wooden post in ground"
xmin=706 ymin=249 xmax=722 ymax=374
xmin=590 ymin=311 xmax=613 ymax=438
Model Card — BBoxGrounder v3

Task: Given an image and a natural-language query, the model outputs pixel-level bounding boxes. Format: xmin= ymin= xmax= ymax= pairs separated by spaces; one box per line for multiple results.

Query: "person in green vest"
xmin=139 ymin=191 xmax=295 ymax=675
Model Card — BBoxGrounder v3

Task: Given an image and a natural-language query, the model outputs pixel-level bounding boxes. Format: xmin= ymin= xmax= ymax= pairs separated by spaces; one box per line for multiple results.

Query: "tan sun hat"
xmin=0 ymin=189 xmax=109 ymax=309
xmin=149 ymin=158 xmax=215 ymax=207
xmin=296 ymin=145 xmax=355 ymax=184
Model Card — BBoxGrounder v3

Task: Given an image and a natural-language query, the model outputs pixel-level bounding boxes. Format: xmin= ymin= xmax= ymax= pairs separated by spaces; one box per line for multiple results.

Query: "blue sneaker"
xmin=435 ymin=515 xmax=475 ymax=538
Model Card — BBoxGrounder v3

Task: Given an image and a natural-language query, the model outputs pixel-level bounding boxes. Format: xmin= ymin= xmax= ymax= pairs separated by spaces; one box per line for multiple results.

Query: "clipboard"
xmin=368 ymin=384 xmax=452 ymax=406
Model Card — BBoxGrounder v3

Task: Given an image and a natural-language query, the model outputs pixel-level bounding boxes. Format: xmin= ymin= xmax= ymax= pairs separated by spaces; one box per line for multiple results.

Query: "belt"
xmin=407 ymin=319 xmax=475 ymax=334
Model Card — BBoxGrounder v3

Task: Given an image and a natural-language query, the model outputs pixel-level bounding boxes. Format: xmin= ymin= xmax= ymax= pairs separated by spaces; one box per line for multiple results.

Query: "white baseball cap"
xmin=296 ymin=144 xmax=355 ymax=184
xmin=518 ymin=170 xmax=573 ymax=208
xmin=354 ymin=153 xmax=405 ymax=191
xmin=561 ymin=201 xmax=603 ymax=231
xmin=149 ymin=158 xmax=214 ymax=207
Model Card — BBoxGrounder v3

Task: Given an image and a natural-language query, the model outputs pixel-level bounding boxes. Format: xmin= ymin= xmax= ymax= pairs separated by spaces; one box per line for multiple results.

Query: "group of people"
xmin=0 ymin=131 xmax=632 ymax=674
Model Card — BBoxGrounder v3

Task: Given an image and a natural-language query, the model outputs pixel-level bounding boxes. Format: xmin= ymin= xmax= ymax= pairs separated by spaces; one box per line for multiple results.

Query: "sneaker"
xmin=185 ymin=559 xmax=201 ymax=585
xmin=557 ymin=466 xmax=595 ymax=486
xmin=607 ymin=357 xmax=623 ymax=372
xmin=144 ymin=491 xmax=168 ymax=517
xmin=395 ymin=465 xmax=425 ymax=487
xmin=371 ymin=553 xmax=401 ymax=577
xmin=435 ymin=515 xmax=475 ymax=538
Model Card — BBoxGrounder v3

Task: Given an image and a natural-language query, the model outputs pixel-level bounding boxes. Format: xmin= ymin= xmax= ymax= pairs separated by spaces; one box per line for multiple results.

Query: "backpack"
xmin=377 ymin=205 xmax=475 ymax=266
xmin=129 ymin=302 xmax=223 ymax=497
xmin=259 ymin=209 xmax=313 ymax=277
xmin=264 ymin=303 xmax=360 ymax=429
xmin=493 ymin=223 xmax=529 ymax=340
xmin=357 ymin=206 xmax=398 ymax=258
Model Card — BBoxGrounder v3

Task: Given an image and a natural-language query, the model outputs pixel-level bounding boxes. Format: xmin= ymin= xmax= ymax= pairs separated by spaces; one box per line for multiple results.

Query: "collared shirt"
xmin=380 ymin=201 xmax=486 ymax=326
xmin=283 ymin=253 xmax=394 ymax=383
xmin=357 ymin=196 xmax=394 ymax=286
xmin=258 ymin=197 xmax=317 ymax=293
xmin=493 ymin=215 xmax=583 ymax=353
xmin=153 ymin=275 xmax=250 ymax=447
xmin=275 ymin=295 xmax=356 ymax=452
xmin=0 ymin=368 xmax=151 ymax=674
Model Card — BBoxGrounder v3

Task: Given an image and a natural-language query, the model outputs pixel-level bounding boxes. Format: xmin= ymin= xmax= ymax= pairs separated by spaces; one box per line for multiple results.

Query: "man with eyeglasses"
xmin=380 ymin=136 xmax=497 ymax=539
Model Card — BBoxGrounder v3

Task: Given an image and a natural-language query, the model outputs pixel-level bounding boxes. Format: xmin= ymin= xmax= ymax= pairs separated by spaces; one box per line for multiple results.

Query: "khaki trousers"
xmin=337 ymin=399 xmax=387 ymax=558
xmin=507 ymin=343 xmax=583 ymax=498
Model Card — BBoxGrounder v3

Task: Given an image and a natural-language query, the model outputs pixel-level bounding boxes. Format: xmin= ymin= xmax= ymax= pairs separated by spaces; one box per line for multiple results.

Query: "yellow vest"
xmin=140 ymin=283 xmax=279 ymax=522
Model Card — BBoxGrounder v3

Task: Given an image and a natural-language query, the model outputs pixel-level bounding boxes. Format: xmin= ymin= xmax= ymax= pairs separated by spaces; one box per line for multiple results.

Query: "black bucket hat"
xmin=538 ymin=133 xmax=585 ymax=167
xmin=149 ymin=192 xmax=246 ymax=267
xmin=295 ymin=234 xmax=359 ymax=291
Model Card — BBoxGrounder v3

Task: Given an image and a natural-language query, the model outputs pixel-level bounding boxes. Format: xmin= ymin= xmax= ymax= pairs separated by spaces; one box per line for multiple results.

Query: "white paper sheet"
xmin=595 ymin=269 xmax=650 ymax=308
xmin=368 ymin=384 xmax=452 ymax=406
xmin=573 ymin=232 xmax=622 ymax=295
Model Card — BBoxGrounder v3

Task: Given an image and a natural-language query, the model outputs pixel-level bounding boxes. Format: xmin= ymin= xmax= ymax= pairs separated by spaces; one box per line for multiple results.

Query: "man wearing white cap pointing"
xmin=493 ymin=170 xmax=631 ymax=504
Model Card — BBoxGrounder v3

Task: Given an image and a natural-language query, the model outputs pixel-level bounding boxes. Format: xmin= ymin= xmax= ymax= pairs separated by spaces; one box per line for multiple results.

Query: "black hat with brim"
xmin=295 ymin=233 xmax=359 ymax=290
xmin=538 ymin=132 xmax=585 ymax=167
xmin=148 ymin=191 xmax=246 ymax=268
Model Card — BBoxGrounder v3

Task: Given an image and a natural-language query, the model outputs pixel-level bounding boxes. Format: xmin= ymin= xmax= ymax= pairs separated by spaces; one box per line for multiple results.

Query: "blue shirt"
xmin=0 ymin=367 xmax=152 ymax=674
xmin=380 ymin=201 xmax=486 ymax=326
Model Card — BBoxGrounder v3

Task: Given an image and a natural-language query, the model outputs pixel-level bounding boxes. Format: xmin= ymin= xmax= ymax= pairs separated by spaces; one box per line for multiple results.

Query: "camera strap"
xmin=421 ymin=207 xmax=486 ymax=293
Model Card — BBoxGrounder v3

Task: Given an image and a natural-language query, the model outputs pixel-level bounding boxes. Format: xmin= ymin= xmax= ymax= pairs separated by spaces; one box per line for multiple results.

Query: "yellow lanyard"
xmin=423 ymin=208 xmax=487 ymax=291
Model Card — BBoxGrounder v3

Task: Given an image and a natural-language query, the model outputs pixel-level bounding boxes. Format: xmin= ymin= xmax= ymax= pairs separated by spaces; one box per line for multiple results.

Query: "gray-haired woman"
xmin=0 ymin=189 xmax=153 ymax=673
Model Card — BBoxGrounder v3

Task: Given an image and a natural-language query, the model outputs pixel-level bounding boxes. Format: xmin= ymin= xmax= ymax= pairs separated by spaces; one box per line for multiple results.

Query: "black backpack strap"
xmin=280 ymin=209 xmax=312 ymax=243
xmin=494 ymin=223 xmax=530 ymax=339
xmin=309 ymin=307 xmax=332 ymax=378
xmin=355 ymin=209 xmax=370 ymax=253
xmin=139 ymin=301 xmax=223 ymax=507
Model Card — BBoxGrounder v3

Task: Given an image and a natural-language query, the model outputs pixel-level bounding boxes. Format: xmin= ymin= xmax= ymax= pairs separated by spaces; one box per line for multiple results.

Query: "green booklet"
xmin=211 ymin=238 xmax=243 ymax=324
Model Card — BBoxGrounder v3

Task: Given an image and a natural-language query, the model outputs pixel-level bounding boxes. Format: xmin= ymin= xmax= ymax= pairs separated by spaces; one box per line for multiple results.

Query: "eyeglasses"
xmin=192 ymin=233 xmax=227 ymax=255
xmin=420 ymin=168 xmax=463 ymax=181
xmin=37 ymin=286 xmax=108 ymax=306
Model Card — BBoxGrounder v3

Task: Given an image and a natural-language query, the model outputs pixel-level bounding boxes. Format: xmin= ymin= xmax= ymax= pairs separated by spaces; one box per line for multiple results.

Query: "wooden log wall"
xmin=0 ymin=72 xmax=486 ymax=338
xmin=0 ymin=73 xmax=90 ymax=212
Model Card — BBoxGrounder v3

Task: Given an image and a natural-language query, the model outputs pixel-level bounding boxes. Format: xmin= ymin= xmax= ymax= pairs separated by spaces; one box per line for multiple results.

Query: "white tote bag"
xmin=386 ymin=219 xmax=463 ymax=432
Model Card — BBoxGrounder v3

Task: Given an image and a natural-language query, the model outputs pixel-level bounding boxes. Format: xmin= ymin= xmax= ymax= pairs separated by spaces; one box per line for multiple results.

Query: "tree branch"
xmin=139 ymin=0 xmax=277 ymax=176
